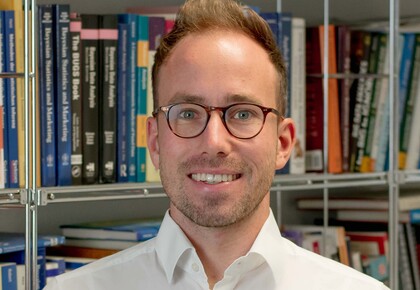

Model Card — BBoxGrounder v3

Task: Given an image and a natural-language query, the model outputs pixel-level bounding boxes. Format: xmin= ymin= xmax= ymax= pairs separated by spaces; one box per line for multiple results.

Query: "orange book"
xmin=319 ymin=25 xmax=343 ymax=173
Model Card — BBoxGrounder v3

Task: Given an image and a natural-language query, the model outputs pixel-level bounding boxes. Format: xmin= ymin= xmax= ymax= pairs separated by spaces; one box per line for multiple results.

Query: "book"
xmin=361 ymin=255 xmax=389 ymax=282
xmin=296 ymin=193 xmax=420 ymax=212
xmin=320 ymin=25 xmax=342 ymax=173
xmin=118 ymin=14 xmax=138 ymax=183
xmin=282 ymin=224 xmax=349 ymax=266
xmin=0 ymin=11 xmax=4 ymax=189
xmin=348 ymin=31 xmax=372 ymax=172
xmin=347 ymin=231 xmax=389 ymax=257
xmin=398 ymin=33 xmax=416 ymax=135
xmin=0 ymin=0 xmax=25 ymax=189
xmin=81 ymin=14 xmax=100 ymax=184
xmin=335 ymin=25 xmax=351 ymax=172
xmin=46 ymin=245 xmax=118 ymax=259
xmin=0 ymin=262 xmax=17 ymax=290
xmin=0 ymin=233 xmax=65 ymax=254
xmin=3 ymin=10 xmax=19 ymax=188
xmin=38 ymin=5 xmax=57 ymax=187
xmin=305 ymin=26 xmax=324 ymax=172
xmin=69 ymin=12 xmax=83 ymax=185
xmin=116 ymin=19 xmax=129 ymax=182
xmin=403 ymin=223 xmax=420 ymax=289
xmin=45 ymin=255 xmax=97 ymax=271
xmin=353 ymin=32 xmax=380 ymax=172
xmin=358 ymin=33 xmax=386 ymax=173
xmin=53 ymin=4 xmax=72 ymax=186
xmin=135 ymin=14 xmax=149 ymax=183
xmin=98 ymin=14 xmax=118 ymax=183
xmin=145 ymin=16 xmax=165 ymax=183
xmin=60 ymin=218 xmax=161 ymax=241
xmin=369 ymin=34 xmax=392 ymax=172
xmin=64 ymin=237 xmax=139 ymax=250
xmin=399 ymin=223 xmax=415 ymax=290
xmin=289 ymin=17 xmax=306 ymax=174
xmin=399 ymin=34 xmax=420 ymax=169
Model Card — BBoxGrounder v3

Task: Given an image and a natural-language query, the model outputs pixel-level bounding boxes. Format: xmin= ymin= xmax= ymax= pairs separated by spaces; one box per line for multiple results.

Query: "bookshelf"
xmin=1 ymin=0 xmax=420 ymax=289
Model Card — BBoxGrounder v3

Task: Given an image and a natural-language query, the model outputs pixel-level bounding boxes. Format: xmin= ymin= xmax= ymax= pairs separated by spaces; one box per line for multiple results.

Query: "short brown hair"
xmin=152 ymin=0 xmax=287 ymax=115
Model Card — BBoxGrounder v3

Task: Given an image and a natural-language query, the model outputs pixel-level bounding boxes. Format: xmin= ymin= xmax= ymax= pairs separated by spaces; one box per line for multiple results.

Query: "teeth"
xmin=191 ymin=173 xmax=238 ymax=184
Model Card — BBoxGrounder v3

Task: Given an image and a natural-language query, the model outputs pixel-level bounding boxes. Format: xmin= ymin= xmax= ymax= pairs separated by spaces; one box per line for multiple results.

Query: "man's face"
xmin=147 ymin=30 xmax=294 ymax=228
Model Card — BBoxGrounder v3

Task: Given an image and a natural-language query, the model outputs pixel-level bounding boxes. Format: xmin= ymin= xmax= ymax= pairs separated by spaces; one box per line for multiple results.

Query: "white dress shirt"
xmin=44 ymin=210 xmax=390 ymax=290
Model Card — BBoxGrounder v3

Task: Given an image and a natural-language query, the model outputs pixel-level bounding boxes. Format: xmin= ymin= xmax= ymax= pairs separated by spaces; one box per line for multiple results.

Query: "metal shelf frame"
xmin=1 ymin=0 xmax=407 ymax=288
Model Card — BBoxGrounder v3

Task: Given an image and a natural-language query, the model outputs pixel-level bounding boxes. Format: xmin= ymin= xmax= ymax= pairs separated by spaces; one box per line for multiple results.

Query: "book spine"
xmin=3 ymin=10 xmax=19 ymax=188
xmin=0 ymin=11 xmax=5 ymax=189
xmin=276 ymin=12 xmax=292 ymax=174
xmin=361 ymin=33 xmax=388 ymax=172
xmin=305 ymin=26 xmax=324 ymax=172
xmin=145 ymin=16 xmax=165 ymax=183
xmin=0 ymin=263 xmax=17 ymax=290
xmin=81 ymin=14 xmax=99 ymax=184
xmin=399 ymin=34 xmax=420 ymax=170
xmin=116 ymin=19 xmax=128 ymax=182
xmin=336 ymin=25 xmax=351 ymax=172
xmin=70 ymin=13 xmax=83 ymax=185
xmin=127 ymin=15 xmax=137 ymax=182
xmin=99 ymin=14 xmax=118 ymax=183
xmin=349 ymin=31 xmax=371 ymax=172
xmin=289 ymin=17 xmax=306 ymax=174
xmin=38 ymin=5 xmax=57 ymax=187
xmin=355 ymin=32 xmax=380 ymax=172
xmin=320 ymin=25 xmax=342 ymax=174
xmin=53 ymin=4 xmax=72 ymax=186
xmin=135 ymin=15 xmax=149 ymax=182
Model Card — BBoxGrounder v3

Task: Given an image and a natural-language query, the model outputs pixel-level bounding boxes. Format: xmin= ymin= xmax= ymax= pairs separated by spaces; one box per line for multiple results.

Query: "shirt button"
xmin=192 ymin=263 xmax=200 ymax=272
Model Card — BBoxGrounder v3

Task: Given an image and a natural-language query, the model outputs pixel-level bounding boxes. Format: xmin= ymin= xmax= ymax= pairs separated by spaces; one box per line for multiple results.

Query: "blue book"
xmin=3 ymin=10 xmax=19 ymax=188
xmin=53 ymin=4 xmax=72 ymax=186
xmin=259 ymin=12 xmax=279 ymax=47
xmin=45 ymin=257 xmax=66 ymax=279
xmin=0 ymin=262 xmax=17 ymax=290
xmin=275 ymin=12 xmax=292 ymax=174
xmin=0 ymin=11 xmax=8 ymax=188
xmin=119 ymin=14 xmax=137 ymax=183
xmin=60 ymin=218 xmax=161 ymax=241
xmin=135 ymin=15 xmax=149 ymax=183
xmin=116 ymin=21 xmax=129 ymax=182
xmin=38 ymin=5 xmax=57 ymax=187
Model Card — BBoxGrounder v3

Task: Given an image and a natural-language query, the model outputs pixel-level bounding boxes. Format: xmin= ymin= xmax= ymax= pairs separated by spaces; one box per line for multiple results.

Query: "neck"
xmin=170 ymin=195 xmax=270 ymax=288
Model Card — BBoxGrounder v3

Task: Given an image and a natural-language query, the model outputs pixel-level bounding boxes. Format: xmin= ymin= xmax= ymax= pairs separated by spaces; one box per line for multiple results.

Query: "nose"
xmin=199 ymin=111 xmax=232 ymax=156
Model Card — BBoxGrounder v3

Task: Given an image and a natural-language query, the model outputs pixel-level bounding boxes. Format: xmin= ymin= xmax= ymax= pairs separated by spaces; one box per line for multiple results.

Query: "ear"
xmin=275 ymin=117 xmax=296 ymax=170
xmin=146 ymin=116 xmax=160 ymax=170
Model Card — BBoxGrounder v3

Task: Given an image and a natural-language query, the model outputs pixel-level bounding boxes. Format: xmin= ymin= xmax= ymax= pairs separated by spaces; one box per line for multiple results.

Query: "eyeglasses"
xmin=152 ymin=102 xmax=280 ymax=139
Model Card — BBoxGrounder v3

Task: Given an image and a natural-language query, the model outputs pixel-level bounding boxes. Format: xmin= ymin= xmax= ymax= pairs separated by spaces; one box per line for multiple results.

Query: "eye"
xmin=234 ymin=110 xmax=251 ymax=120
xmin=178 ymin=110 xmax=197 ymax=119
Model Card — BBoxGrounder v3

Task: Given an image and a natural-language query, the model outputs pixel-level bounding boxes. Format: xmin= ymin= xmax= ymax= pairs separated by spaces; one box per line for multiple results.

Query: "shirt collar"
xmin=155 ymin=209 xmax=287 ymax=284
xmin=155 ymin=210 xmax=196 ymax=283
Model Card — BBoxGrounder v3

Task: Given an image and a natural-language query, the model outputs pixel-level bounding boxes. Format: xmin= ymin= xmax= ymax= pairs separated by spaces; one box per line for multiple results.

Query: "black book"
xmin=70 ymin=13 xmax=83 ymax=185
xmin=81 ymin=14 xmax=99 ymax=184
xmin=98 ymin=15 xmax=118 ymax=183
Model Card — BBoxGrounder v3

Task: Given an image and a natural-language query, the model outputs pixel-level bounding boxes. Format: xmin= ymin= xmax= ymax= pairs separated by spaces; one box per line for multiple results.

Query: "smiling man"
xmin=44 ymin=0 xmax=390 ymax=289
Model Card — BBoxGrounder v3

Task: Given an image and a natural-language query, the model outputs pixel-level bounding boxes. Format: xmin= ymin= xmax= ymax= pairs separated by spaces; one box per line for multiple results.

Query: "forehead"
xmin=157 ymin=30 xmax=279 ymax=107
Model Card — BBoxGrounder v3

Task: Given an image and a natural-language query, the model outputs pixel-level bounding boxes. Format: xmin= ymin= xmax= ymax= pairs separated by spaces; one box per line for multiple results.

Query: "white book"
xmin=289 ymin=17 xmax=306 ymax=174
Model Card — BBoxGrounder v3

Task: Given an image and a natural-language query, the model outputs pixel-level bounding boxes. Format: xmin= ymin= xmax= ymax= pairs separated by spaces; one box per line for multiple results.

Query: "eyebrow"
xmin=167 ymin=92 xmax=263 ymax=106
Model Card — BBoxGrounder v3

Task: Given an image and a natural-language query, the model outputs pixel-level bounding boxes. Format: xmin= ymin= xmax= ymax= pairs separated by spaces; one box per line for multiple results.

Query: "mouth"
xmin=190 ymin=173 xmax=241 ymax=184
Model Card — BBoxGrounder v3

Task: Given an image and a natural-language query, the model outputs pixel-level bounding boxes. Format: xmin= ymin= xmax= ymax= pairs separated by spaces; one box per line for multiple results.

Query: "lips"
xmin=190 ymin=173 xmax=240 ymax=184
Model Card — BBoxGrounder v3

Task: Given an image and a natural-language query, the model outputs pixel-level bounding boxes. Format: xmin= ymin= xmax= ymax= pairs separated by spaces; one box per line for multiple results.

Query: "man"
xmin=44 ymin=0 xmax=390 ymax=289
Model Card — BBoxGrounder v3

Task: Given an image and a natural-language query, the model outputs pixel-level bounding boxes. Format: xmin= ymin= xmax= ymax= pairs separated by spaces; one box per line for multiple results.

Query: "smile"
xmin=191 ymin=173 xmax=240 ymax=184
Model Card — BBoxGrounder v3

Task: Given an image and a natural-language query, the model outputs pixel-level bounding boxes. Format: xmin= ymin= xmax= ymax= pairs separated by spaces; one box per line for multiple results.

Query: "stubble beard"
xmin=160 ymin=155 xmax=276 ymax=228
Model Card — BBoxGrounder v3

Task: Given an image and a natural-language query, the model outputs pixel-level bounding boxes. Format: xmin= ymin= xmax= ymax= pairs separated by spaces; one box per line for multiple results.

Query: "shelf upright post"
xmin=388 ymin=0 xmax=400 ymax=288
xmin=322 ymin=0 xmax=330 ymax=256
xmin=23 ymin=0 xmax=34 ymax=289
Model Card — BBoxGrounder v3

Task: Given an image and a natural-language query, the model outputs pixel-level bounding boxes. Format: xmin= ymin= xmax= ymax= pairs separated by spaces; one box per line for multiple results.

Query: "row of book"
xmin=4 ymin=4 xmax=420 ymax=188
xmin=295 ymin=193 xmax=420 ymax=289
